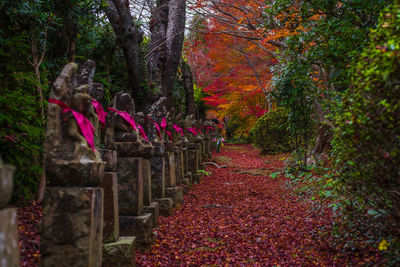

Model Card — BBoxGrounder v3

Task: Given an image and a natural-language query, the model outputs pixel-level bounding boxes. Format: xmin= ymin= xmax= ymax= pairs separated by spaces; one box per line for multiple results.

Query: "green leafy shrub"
xmin=0 ymin=88 xmax=44 ymax=202
xmin=332 ymin=1 xmax=400 ymax=260
xmin=251 ymin=108 xmax=295 ymax=154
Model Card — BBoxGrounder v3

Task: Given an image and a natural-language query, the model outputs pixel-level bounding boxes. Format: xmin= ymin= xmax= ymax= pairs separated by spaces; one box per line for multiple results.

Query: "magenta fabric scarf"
xmin=91 ymin=99 xmax=106 ymax=128
xmin=108 ymin=108 xmax=138 ymax=132
xmin=49 ymin=98 xmax=95 ymax=151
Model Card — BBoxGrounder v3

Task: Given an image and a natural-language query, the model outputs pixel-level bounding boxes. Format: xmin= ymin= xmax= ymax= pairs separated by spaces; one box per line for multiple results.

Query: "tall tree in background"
xmin=181 ymin=59 xmax=195 ymax=116
xmin=101 ymin=0 xmax=144 ymax=107
xmin=148 ymin=0 xmax=186 ymax=109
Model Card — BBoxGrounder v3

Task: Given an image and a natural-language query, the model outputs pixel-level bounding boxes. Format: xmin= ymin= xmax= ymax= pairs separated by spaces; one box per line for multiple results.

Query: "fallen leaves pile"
xmin=17 ymin=200 xmax=42 ymax=267
xmin=136 ymin=144 xmax=381 ymax=266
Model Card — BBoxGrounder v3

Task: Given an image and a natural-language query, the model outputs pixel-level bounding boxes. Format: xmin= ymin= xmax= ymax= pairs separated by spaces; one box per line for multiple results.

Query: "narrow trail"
xmin=136 ymin=144 xmax=369 ymax=266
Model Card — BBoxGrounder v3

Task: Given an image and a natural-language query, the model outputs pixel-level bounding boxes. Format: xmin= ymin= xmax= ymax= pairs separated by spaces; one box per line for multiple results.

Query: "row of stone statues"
xmin=37 ymin=60 xmax=219 ymax=266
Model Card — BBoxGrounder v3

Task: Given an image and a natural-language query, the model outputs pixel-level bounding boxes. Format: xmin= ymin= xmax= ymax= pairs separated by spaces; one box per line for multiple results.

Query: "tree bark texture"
xmin=102 ymin=0 xmax=143 ymax=102
xmin=181 ymin=60 xmax=195 ymax=116
xmin=148 ymin=0 xmax=169 ymax=90
xmin=162 ymin=0 xmax=186 ymax=110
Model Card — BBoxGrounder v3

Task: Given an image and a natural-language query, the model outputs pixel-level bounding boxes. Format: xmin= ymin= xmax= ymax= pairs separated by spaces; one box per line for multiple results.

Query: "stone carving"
xmin=183 ymin=114 xmax=195 ymax=143
xmin=106 ymin=93 xmax=153 ymax=157
xmin=0 ymin=160 xmax=19 ymax=267
xmin=44 ymin=62 xmax=105 ymax=187
xmin=107 ymin=92 xmax=137 ymax=144
xmin=145 ymin=97 xmax=167 ymax=145
xmin=41 ymin=62 xmax=105 ymax=267
xmin=77 ymin=59 xmax=96 ymax=91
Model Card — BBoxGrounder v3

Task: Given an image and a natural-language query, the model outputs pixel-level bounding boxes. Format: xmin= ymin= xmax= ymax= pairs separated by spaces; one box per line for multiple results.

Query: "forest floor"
xmin=17 ymin=144 xmax=381 ymax=266
xmin=136 ymin=144 xmax=381 ymax=266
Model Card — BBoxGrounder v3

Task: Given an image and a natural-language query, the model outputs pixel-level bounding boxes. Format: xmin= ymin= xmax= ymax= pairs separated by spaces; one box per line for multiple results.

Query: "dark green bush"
xmin=251 ymin=108 xmax=295 ymax=154
xmin=332 ymin=1 xmax=400 ymax=259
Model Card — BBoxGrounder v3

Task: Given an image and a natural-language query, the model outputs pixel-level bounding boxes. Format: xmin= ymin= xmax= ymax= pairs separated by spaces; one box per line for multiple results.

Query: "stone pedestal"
xmin=100 ymin=172 xmax=119 ymax=243
xmin=100 ymin=150 xmax=118 ymax=172
xmin=143 ymin=202 xmax=159 ymax=227
xmin=165 ymin=152 xmax=176 ymax=187
xmin=174 ymin=148 xmax=184 ymax=185
xmin=41 ymin=187 xmax=104 ymax=267
xmin=165 ymin=187 xmax=183 ymax=207
xmin=119 ymin=214 xmax=153 ymax=250
xmin=0 ymin=208 xmax=19 ymax=267
xmin=103 ymin=237 xmax=136 ymax=267
xmin=188 ymin=144 xmax=200 ymax=175
xmin=117 ymin=157 xmax=143 ymax=216
xmin=115 ymin=142 xmax=153 ymax=157
xmin=142 ymin=159 xmax=152 ymax=206
xmin=45 ymin=160 xmax=106 ymax=187
xmin=0 ymin=163 xmax=14 ymax=209
xmin=192 ymin=173 xmax=202 ymax=184
xmin=182 ymin=147 xmax=189 ymax=175
xmin=150 ymin=154 xmax=165 ymax=199
xmin=154 ymin=198 xmax=174 ymax=217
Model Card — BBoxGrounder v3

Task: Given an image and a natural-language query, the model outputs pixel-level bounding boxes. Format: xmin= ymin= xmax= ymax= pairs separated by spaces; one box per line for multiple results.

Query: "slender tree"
xmin=101 ymin=0 xmax=144 ymax=104
xmin=181 ymin=59 xmax=195 ymax=116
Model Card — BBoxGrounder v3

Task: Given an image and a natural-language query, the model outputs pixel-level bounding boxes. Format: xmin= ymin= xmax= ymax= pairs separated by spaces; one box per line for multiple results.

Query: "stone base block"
xmin=40 ymin=187 xmax=104 ymax=267
xmin=183 ymin=172 xmax=192 ymax=186
xmin=115 ymin=142 xmax=154 ymax=157
xmin=183 ymin=184 xmax=191 ymax=195
xmin=154 ymin=198 xmax=173 ymax=217
xmin=165 ymin=187 xmax=183 ymax=207
xmin=0 ymin=208 xmax=19 ymax=267
xmin=103 ymin=237 xmax=136 ymax=267
xmin=0 ymin=163 xmax=15 ymax=208
xmin=143 ymin=202 xmax=159 ymax=227
xmin=117 ymin=157 xmax=143 ymax=216
xmin=100 ymin=172 xmax=119 ymax=243
xmin=142 ymin=159 xmax=152 ymax=206
xmin=192 ymin=174 xmax=202 ymax=184
xmin=150 ymin=156 xmax=165 ymax=199
xmin=46 ymin=160 xmax=105 ymax=187
xmin=119 ymin=214 xmax=153 ymax=250
xmin=165 ymin=152 xmax=176 ymax=187
xmin=187 ymin=149 xmax=199 ymax=174
xmin=99 ymin=149 xmax=118 ymax=172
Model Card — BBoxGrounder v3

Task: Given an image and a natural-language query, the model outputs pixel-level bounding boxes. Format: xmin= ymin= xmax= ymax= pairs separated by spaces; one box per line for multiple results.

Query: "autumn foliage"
xmin=186 ymin=0 xmax=288 ymax=137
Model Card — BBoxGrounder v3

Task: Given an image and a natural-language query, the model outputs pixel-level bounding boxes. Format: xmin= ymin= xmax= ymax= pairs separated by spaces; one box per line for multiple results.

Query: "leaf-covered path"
xmin=136 ymin=144 xmax=374 ymax=266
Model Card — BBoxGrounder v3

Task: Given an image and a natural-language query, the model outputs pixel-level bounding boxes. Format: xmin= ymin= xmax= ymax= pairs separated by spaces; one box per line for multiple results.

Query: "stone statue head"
xmin=90 ymin=82 xmax=104 ymax=101
xmin=116 ymin=93 xmax=134 ymax=113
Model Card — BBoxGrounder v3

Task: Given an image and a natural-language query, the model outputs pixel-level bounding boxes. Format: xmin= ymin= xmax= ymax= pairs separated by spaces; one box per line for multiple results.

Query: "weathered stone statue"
xmin=183 ymin=114 xmax=195 ymax=143
xmin=44 ymin=62 xmax=105 ymax=187
xmin=0 ymin=159 xmax=19 ymax=267
xmin=106 ymin=92 xmax=155 ymax=249
xmin=144 ymin=98 xmax=176 ymax=216
xmin=41 ymin=62 xmax=105 ymax=267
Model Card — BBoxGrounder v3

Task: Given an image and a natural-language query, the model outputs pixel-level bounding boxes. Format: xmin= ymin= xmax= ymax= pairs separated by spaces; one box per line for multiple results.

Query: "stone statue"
xmin=44 ymin=62 xmax=104 ymax=187
xmin=107 ymin=92 xmax=138 ymax=143
xmin=183 ymin=114 xmax=195 ymax=143
xmin=145 ymin=97 xmax=167 ymax=144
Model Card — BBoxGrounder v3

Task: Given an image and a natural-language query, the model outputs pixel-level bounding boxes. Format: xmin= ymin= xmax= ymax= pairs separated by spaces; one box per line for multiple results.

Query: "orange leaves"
xmin=185 ymin=0 xmax=297 ymax=134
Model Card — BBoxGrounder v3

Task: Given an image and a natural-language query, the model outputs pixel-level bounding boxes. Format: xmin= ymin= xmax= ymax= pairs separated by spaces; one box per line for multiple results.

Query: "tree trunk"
xmin=181 ymin=60 xmax=195 ymax=116
xmin=311 ymin=101 xmax=335 ymax=158
xmin=162 ymin=0 xmax=186 ymax=109
xmin=148 ymin=0 xmax=169 ymax=90
xmin=28 ymin=29 xmax=47 ymax=201
xmin=102 ymin=0 xmax=143 ymax=103
xmin=312 ymin=124 xmax=332 ymax=155
xmin=67 ymin=24 xmax=77 ymax=62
